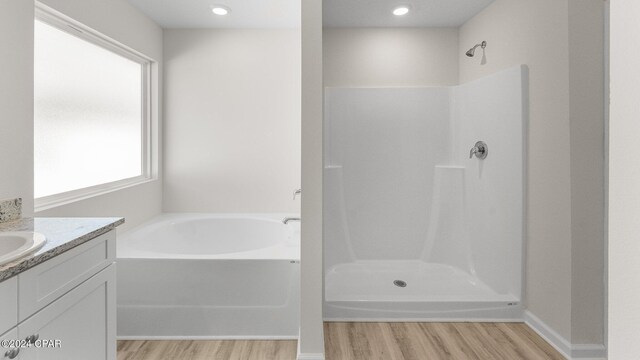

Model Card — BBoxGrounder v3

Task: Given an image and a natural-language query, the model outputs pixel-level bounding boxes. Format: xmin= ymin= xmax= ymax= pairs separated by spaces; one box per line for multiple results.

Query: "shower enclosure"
xmin=323 ymin=66 xmax=527 ymax=320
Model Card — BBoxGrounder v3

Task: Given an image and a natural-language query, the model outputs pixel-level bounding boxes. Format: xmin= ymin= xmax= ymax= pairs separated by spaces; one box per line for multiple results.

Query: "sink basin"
xmin=0 ymin=232 xmax=46 ymax=266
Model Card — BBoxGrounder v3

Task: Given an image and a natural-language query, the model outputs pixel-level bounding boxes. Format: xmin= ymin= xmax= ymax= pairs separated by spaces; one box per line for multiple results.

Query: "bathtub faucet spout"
xmin=283 ymin=217 xmax=301 ymax=224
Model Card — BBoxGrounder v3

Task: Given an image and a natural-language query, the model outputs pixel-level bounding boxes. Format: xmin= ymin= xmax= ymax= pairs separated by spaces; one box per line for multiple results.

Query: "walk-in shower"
xmin=323 ymin=66 xmax=527 ymax=320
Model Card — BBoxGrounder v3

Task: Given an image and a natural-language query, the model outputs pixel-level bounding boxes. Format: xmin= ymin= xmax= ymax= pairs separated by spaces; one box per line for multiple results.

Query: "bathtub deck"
xmin=117 ymin=322 xmax=564 ymax=360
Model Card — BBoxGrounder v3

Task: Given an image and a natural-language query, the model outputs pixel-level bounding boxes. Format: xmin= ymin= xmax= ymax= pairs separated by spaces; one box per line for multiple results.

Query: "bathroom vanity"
xmin=0 ymin=218 xmax=123 ymax=360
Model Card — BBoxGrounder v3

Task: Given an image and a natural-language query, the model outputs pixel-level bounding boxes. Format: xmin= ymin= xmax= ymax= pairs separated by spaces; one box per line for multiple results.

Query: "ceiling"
xmin=126 ymin=0 xmax=495 ymax=29
xmin=126 ymin=0 xmax=301 ymax=29
xmin=323 ymin=0 xmax=496 ymax=28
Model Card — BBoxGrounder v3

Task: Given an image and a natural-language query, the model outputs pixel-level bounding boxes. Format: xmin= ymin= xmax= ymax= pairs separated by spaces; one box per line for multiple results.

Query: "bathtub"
xmin=116 ymin=213 xmax=300 ymax=339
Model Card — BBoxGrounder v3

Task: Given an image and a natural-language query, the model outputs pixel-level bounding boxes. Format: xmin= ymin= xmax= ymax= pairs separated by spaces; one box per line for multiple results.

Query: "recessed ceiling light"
xmin=211 ymin=5 xmax=230 ymax=16
xmin=392 ymin=6 xmax=410 ymax=16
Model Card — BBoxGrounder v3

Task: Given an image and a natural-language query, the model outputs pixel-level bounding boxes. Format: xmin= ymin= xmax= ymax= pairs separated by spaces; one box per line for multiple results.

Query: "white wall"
xmin=163 ymin=29 xmax=301 ymax=214
xmin=34 ymin=0 xmax=164 ymax=233
xmin=460 ymin=0 xmax=605 ymax=348
xmin=0 ymin=0 xmax=34 ymax=217
xmin=299 ymin=0 xmax=325 ymax=358
xmin=609 ymin=0 xmax=640 ymax=357
xmin=324 ymin=28 xmax=459 ymax=87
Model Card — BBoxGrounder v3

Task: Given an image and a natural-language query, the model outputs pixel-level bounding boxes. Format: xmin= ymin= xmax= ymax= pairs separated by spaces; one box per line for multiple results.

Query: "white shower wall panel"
xmin=451 ymin=66 xmax=526 ymax=298
xmin=324 ymin=88 xmax=452 ymax=261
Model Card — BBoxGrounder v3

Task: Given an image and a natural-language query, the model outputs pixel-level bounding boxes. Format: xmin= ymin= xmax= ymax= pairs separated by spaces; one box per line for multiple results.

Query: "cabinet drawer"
xmin=0 ymin=278 xmax=17 ymax=336
xmin=18 ymin=231 xmax=115 ymax=321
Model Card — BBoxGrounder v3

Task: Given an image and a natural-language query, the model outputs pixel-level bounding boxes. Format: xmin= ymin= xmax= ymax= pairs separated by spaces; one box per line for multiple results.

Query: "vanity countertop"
xmin=0 ymin=217 xmax=124 ymax=282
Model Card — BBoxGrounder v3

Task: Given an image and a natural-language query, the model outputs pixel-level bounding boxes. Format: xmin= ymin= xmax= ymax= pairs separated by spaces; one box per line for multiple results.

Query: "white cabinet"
xmin=18 ymin=265 xmax=115 ymax=360
xmin=0 ymin=230 xmax=116 ymax=360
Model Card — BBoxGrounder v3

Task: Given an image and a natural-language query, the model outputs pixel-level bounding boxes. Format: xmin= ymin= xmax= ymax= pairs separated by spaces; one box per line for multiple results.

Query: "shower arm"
xmin=466 ymin=41 xmax=487 ymax=57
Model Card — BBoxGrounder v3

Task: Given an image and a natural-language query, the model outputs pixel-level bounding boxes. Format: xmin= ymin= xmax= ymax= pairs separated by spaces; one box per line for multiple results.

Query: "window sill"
xmin=34 ymin=176 xmax=157 ymax=213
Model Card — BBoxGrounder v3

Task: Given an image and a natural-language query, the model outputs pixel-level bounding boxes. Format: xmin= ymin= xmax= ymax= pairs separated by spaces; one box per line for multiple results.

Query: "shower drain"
xmin=393 ymin=280 xmax=407 ymax=288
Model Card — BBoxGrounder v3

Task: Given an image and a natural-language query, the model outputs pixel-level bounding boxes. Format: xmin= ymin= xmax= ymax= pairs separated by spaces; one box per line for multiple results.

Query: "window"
xmin=34 ymin=11 xmax=153 ymax=209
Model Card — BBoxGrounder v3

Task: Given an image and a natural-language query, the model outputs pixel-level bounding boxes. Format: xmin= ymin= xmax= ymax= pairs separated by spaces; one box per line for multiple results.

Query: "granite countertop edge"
xmin=0 ymin=217 xmax=125 ymax=282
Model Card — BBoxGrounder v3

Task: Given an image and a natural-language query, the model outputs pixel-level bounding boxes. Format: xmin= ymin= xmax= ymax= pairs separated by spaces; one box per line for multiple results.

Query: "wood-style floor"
xmin=117 ymin=339 xmax=298 ymax=360
xmin=117 ymin=322 xmax=565 ymax=360
xmin=324 ymin=322 xmax=565 ymax=360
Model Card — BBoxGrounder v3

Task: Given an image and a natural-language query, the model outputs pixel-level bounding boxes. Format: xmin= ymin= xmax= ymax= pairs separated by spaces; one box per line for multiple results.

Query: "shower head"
xmin=466 ymin=41 xmax=487 ymax=57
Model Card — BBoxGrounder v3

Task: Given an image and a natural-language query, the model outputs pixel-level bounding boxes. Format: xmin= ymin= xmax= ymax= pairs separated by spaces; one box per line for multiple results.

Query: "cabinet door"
xmin=18 ymin=264 xmax=115 ymax=360
xmin=1 ymin=328 xmax=19 ymax=360
xmin=0 ymin=278 xmax=17 ymax=336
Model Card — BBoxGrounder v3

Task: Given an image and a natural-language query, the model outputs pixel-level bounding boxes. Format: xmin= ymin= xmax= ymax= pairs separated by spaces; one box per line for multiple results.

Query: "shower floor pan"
xmin=324 ymin=261 xmax=522 ymax=321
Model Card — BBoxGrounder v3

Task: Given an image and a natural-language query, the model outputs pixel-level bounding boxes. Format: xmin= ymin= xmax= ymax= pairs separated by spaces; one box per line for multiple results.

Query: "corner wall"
xmin=460 ymin=0 xmax=571 ymax=341
xmin=568 ymin=0 xmax=606 ymax=348
xmin=299 ymin=0 xmax=325 ymax=358
xmin=34 ymin=0 xmax=164 ymax=233
xmin=460 ymin=0 xmax=606 ymax=351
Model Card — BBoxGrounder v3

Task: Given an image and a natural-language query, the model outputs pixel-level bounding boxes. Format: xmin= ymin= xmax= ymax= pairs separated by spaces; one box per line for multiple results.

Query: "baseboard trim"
xmin=524 ymin=311 xmax=572 ymax=358
xmin=324 ymin=317 xmax=523 ymax=323
xmin=117 ymin=335 xmax=298 ymax=341
xmin=297 ymin=334 xmax=325 ymax=360
xmin=296 ymin=353 xmax=325 ymax=360
xmin=571 ymin=344 xmax=607 ymax=360
xmin=524 ymin=311 xmax=606 ymax=360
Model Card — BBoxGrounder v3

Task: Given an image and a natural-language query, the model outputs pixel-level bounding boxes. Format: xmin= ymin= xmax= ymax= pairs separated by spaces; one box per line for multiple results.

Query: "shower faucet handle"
xmin=470 ymin=141 xmax=488 ymax=159
xmin=469 ymin=146 xmax=479 ymax=159
xmin=293 ymin=189 xmax=301 ymax=200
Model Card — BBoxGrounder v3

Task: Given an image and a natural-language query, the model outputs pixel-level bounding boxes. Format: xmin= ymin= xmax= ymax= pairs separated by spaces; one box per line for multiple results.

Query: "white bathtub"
xmin=116 ymin=213 xmax=300 ymax=339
